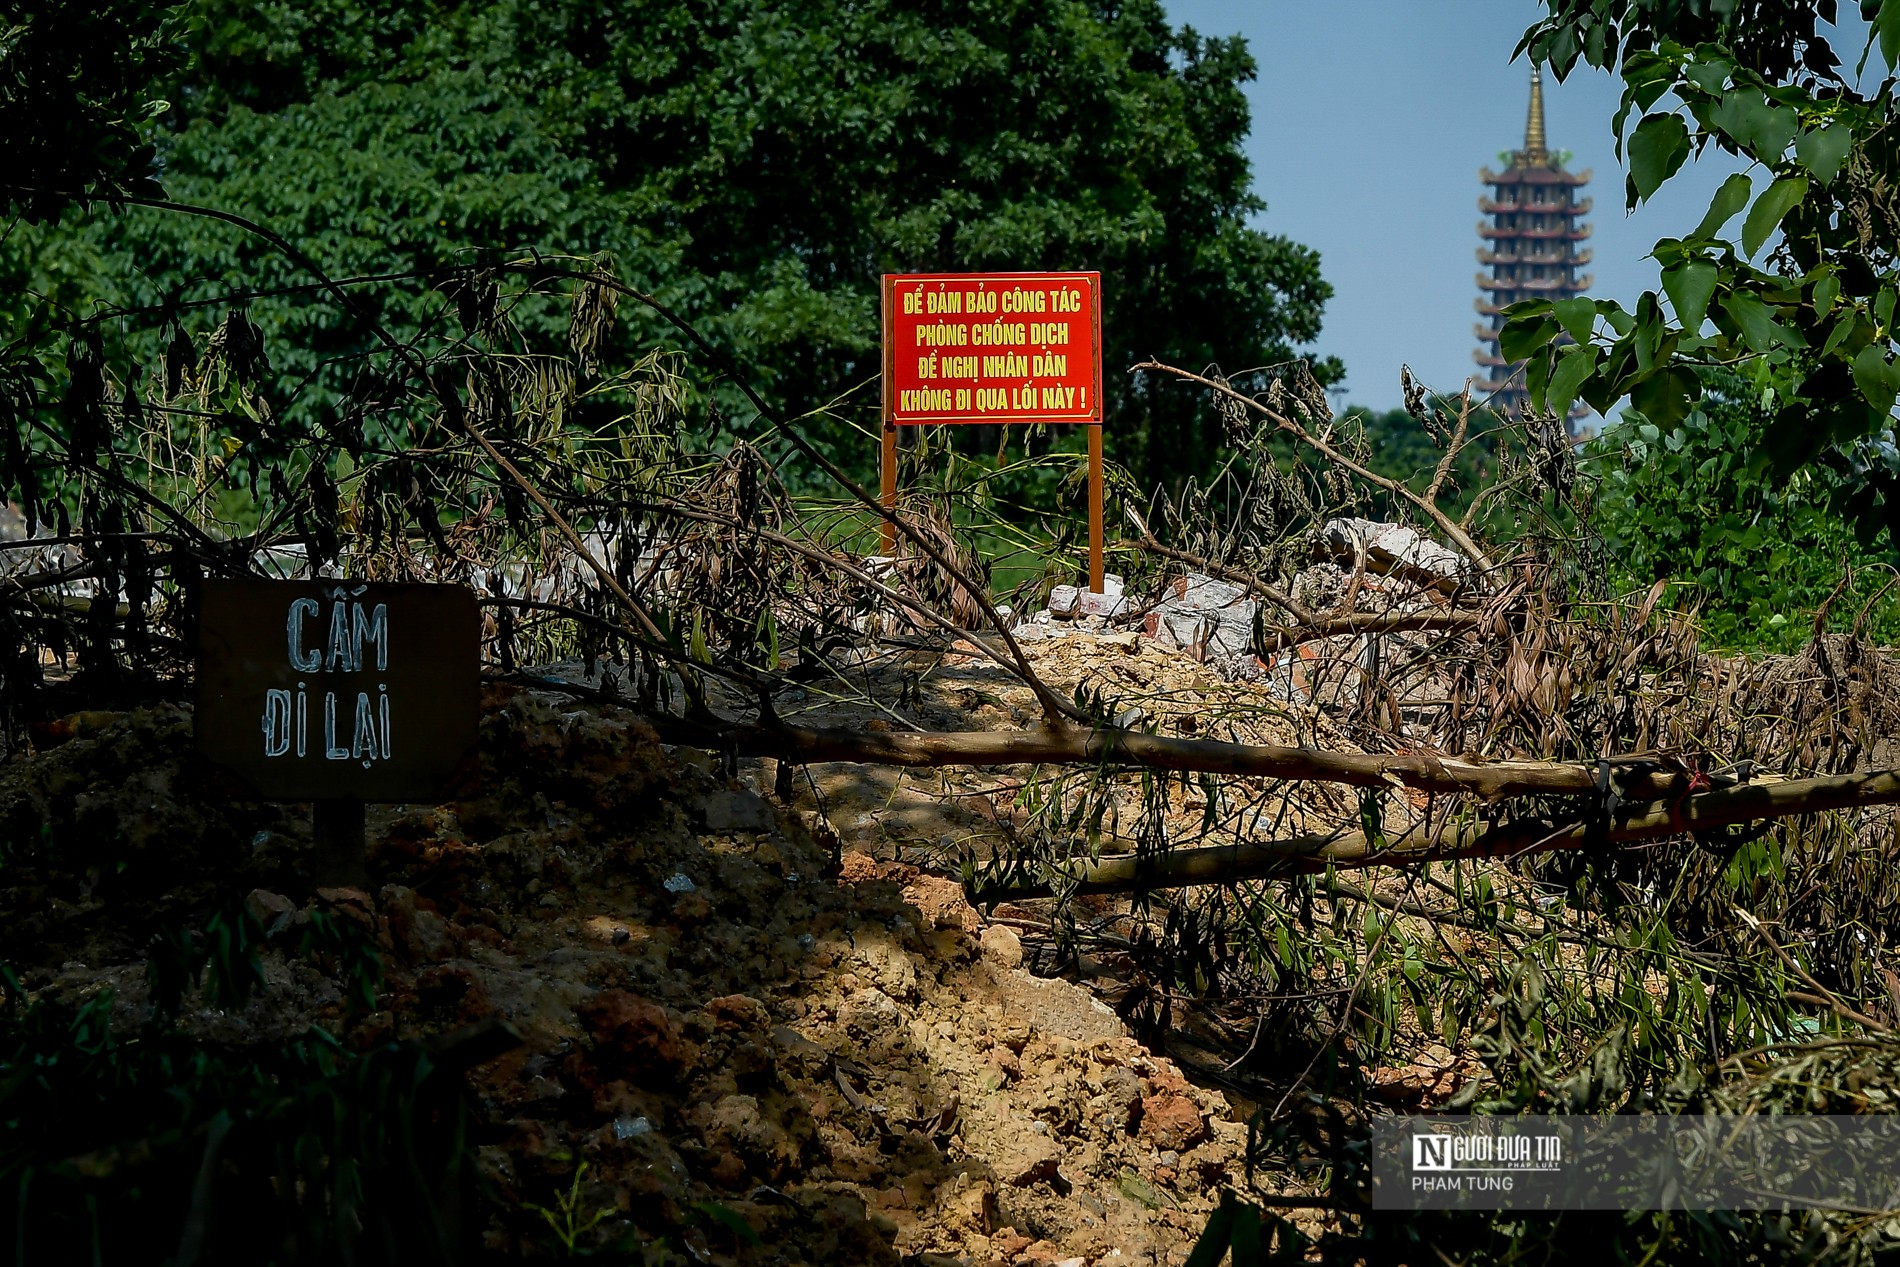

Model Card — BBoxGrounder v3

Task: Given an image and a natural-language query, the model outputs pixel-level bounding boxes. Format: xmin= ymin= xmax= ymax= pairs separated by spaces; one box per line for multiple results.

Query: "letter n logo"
xmin=1413 ymin=1135 xmax=1450 ymax=1171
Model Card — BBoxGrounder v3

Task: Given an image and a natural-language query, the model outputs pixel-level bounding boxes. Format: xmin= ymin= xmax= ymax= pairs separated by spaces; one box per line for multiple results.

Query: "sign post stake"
xmin=312 ymin=799 xmax=367 ymax=888
xmin=1087 ymin=423 xmax=1104 ymax=594
xmin=880 ymin=422 xmax=899 ymax=556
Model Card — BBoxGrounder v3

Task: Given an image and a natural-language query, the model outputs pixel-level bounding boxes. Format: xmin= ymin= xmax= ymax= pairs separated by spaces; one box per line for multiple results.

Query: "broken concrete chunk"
xmin=1144 ymin=572 xmax=1257 ymax=665
xmin=1171 ymin=573 xmax=1244 ymax=608
xmin=1320 ymin=517 xmax=1465 ymax=590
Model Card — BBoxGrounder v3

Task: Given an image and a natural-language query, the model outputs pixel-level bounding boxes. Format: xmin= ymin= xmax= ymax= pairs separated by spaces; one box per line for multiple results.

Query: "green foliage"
xmin=1584 ymin=380 xmax=1900 ymax=651
xmin=1341 ymin=403 xmax=1502 ymax=516
xmin=147 ymin=899 xmax=385 ymax=1018
xmin=12 ymin=0 xmax=1339 ymax=490
xmin=0 ymin=0 xmax=186 ymax=221
xmin=0 ymin=917 xmax=473 ymax=1265
xmin=1507 ymin=2 xmax=1900 ymax=540
xmin=523 ymin=1160 xmax=616 ymax=1255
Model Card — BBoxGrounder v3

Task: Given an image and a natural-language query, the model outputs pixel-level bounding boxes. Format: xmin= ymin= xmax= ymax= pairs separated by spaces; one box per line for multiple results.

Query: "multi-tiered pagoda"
xmin=1474 ymin=67 xmax=1593 ymax=425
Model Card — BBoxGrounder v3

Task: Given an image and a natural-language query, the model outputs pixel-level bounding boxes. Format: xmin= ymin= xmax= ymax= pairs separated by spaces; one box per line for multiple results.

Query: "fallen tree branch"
xmin=1255 ymin=609 xmax=1485 ymax=655
xmin=644 ymin=712 xmax=1704 ymax=802
xmin=1736 ymin=907 xmax=1893 ymax=1034
xmin=966 ymin=768 xmax=1900 ymax=898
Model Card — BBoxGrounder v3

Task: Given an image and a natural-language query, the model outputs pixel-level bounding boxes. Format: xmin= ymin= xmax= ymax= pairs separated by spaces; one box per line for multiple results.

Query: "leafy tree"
xmin=1585 ymin=380 xmax=1900 ymax=651
xmin=0 ymin=0 xmax=185 ymax=222
xmin=11 ymin=0 xmax=1338 ymax=490
xmin=1504 ymin=1 xmax=1900 ymax=542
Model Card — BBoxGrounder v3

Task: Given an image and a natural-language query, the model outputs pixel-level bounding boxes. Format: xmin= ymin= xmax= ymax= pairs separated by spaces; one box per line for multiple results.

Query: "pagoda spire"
xmin=1473 ymin=64 xmax=1593 ymax=430
xmin=1523 ymin=66 xmax=1548 ymax=164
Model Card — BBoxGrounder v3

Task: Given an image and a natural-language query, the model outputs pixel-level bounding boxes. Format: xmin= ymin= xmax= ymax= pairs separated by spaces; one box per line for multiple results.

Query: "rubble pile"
xmin=1315 ymin=518 xmax=1466 ymax=594
xmin=2 ymin=690 xmax=1281 ymax=1265
xmin=1010 ymin=517 xmax=1475 ymax=691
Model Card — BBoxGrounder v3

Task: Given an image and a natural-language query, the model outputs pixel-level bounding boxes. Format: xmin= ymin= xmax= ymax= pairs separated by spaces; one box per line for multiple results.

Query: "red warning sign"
xmin=883 ymin=272 xmax=1102 ymax=425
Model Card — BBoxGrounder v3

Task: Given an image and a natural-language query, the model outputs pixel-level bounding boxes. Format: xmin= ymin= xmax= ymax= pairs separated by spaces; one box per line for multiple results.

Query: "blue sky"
xmin=1157 ymin=1 xmax=1860 ymax=413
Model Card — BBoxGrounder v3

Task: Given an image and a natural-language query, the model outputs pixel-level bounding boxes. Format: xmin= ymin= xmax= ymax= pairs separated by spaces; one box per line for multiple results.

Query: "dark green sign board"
xmin=195 ymin=579 xmax=479 ymax=802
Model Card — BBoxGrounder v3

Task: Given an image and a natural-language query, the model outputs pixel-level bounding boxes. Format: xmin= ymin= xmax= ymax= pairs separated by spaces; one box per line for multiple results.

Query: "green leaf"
xmin=1794 ymin=124 xmax=1852 ymax=186
xmin=1720 ymin=290 xmax=1790 ymax=352
xmin=1684 ymin=60 xmax=1731 ymax=94
xmin=1545 ymin=345 xmax=1598 ymax=417
xmin=1553 ymin=296 xmax=1597 ymax=345
xmin=1526 ymin=344 xmax=1554 ymax=404
xmin=1882 ymin=0 xmax=1900 ymax=70
xmin=1710 ymin=88 xmax=1800 ymax=161
xmin=1628 ymin=113 xmax=1691 ymax=201
xmin=1581 ymin=363 xmax=1628 ymax=414
xmin=1231 ymin=1205 xmax=1264 ymax=1264
xmin=1812 ymin=270 xmax=1841 ymax=317
xmin=1630 ymin=367 xmax=1698 ymax=429
xmin=1621 ymin=51 xmax=1677 ymax=117
xmin=1741 ymin=176 xmax=1807 ymax=257
xmin=1820 ymin=310 xmax=1863 ymax=359
xmin=1632 ymin=292 xmax=1666 ymax=371
xmin=1852 ymin=345 xmax=1900 ymax=413
xmin=691 ymin=1201 xmax=764 ymax=1247
xmin=1710 ymin=87 xmax=1772 ymax=146
xmin=1661 ymin=260 xmax=1718 ymax=329
xmin=1691 ymin=173 xmax=1752 ymax=239
xmin=1499 ymin=314 xmax=1561 ymax=363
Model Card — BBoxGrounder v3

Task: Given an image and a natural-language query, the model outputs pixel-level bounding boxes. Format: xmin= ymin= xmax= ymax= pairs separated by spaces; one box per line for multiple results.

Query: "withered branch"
xmin=1135 ymin=360 xmax=1496 ymax=575
xmin=646 ymin=712 xmax=1706 ymax=802
xmin=971 ymin=769 xmax=1900 ymax=898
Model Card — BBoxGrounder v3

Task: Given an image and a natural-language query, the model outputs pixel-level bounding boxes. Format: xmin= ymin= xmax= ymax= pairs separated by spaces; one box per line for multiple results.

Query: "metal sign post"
xmin=196 ymin=579 xmax=480 ymax=886
xmin=880 ymin=271 xmax=1105 ymax=591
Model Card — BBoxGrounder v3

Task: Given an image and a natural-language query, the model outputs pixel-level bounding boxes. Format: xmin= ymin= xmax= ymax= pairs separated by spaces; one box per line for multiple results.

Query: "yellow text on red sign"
xmin=883 ymin=272 xmax=1102 ymax=424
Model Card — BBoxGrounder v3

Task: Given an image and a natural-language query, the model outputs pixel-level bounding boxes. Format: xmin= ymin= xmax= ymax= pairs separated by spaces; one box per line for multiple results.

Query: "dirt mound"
xmin=4 ymin=686 xmax=1259 ymax=1265
xmin=0 ymin=703 xmax=297 ymax=969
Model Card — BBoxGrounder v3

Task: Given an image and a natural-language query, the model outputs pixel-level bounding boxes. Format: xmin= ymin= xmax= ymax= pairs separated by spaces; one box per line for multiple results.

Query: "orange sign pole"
xmin=879 ymin=276 xmax=898 ymax=556
xmin=1087 ymin=423 xmax=1104 ymax=594
xmin=880 ymin=423 xmax=898 ymax=556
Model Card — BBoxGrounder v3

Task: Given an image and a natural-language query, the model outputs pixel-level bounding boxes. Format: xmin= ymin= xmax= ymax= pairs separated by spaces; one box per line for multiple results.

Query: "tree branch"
xmin=645 ymin=711 xmax=1711 ymax=802
xmin=970 ymin=769 xmax=1900 ymax=898
xmin=1136 ymin=360 xmax=1496 ymax=575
